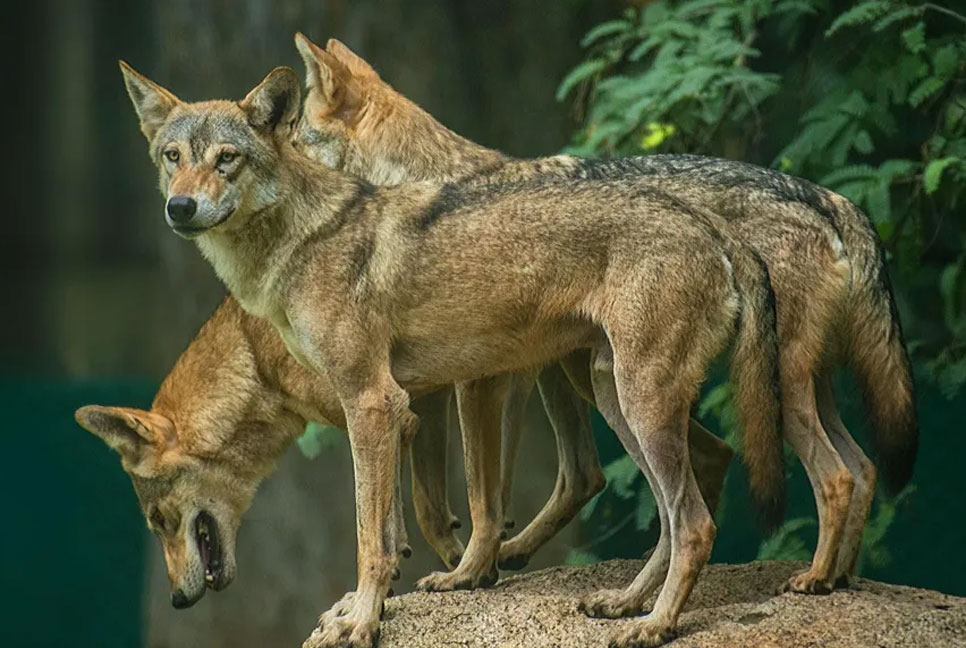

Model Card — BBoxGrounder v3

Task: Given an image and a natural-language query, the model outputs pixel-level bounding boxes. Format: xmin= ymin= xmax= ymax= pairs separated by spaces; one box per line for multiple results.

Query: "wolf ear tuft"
xmin=295 ymin=33 xmax=352 ymax=109
xmin=75 ymin=405 xmax=176 ymax=465
xmin=240 ymin=66 xmax=301 ymax=135
xmin=118 ymin=61 xmax=180 ymax=143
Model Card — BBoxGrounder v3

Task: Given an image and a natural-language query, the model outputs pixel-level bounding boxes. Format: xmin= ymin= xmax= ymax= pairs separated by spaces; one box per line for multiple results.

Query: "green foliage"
xmin=296 ymin=421 xmax=344 ymax=459
xmin=756 ymin=517 xmax=816 ymax=561
xmin=562 ymin=0 xmax=964 ymax=563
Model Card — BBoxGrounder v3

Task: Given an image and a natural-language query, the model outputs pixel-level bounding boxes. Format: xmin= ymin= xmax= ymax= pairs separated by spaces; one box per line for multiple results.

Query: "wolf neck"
xmin=352 ymin=91 xmax=508 ymax=185
xmin=196 ymin=153 xmax=361 ymax=319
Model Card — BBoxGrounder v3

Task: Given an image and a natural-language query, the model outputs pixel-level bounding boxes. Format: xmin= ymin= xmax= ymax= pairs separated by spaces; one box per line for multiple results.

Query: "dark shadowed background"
xmin=3 ymin=2 xmax=965 ymax=648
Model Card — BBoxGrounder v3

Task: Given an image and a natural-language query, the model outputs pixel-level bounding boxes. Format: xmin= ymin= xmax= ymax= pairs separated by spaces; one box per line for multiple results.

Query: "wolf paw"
xmin=834 ymin=572 xmax=855 ymax=589
xmin=317 ymin=592 xmax=356 ymax=627
xmin=779 ymin=570 xmax=833 ymax=595
xmin=607 ymin=618 xmax=674 ymax=648
xmin=304 ymin=613 xmax=379 ymax=648
xmin=578 ymin=588 xmax=646 ymax=619
xmin=497 ymin=545 xmax=531 ymax=572
xmin=416 ymin=564 xmax=498 ymax=591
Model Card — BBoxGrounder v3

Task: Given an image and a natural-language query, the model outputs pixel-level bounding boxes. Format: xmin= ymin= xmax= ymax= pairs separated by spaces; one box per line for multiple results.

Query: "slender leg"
xmin=816 ymin=373 xmax=876 ymax=586
xmin=410 ymin=388 xmax=465 ymax=569
xmin=579 ymin=347 xmax=673 ymax=618
xmin=499 ymin=370 xmax=537 ymax=530
xmin=499 ymin=362 xmax=605 ymax=570
xmin=779 ymin=372 xmax=854 ymax=595
xmin=306 ymin=375 xmax=416 ymax=648
xmin=416 ymin=376 xmax=507 ymax=591
xmin=604 ymin=348 xmax=716 ymax=648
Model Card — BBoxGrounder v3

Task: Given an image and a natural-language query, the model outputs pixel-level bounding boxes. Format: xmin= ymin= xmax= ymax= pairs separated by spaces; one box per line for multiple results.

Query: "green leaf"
xmin=774 ymin=0 xmax=819 ymax=17
xmin=908 ymin=76 xmax=945 ymax=107
xmin=756 ymin=517 xmax=816 ymax=561
xmin=901 ymin=22 xmax=925 ymax=54
xmin=855 ymin=129 xmax=874 ymax=155
xmin=932 ymin=45 xmax=960 ymax=80
xmin=603 ymin=455 xmax=640 ymax=499
xmin=826 ymin=1 xmax=891 ymax=37
xmin=581 ymin=19 xmax=634 ymax=48
xmin=557 ymin=59 xmax=608 ymax=101
xmin=297 ymin=422 xmax=343 ymax=459
xmin=819 ymin=164 xmax=878 ymax=187
xmin=924 ymin=157 xmax=960 ymax=194
xmin=867 ymin=179 xmax=892 ymax=224
xmin=635 ymin=491 xmax=658 ymax=530
xmin=872 ymin=6 xmax=924 ymax=32
xmin=565 ymin=550 xmax=599 ymax=566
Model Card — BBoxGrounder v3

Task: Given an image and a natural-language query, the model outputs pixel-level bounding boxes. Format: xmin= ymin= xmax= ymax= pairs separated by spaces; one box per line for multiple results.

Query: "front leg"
xmin=417 ymin=375 xmax=507 ymax=591
xmin=305 ymin=380 xmax=416 ymax=648
xmin=287 ymin=311 xmax=416 ymax=648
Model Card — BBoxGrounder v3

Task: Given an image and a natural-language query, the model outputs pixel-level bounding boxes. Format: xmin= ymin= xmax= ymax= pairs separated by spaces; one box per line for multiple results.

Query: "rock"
xmin=378 ymin=560 xmax=966 ymax=647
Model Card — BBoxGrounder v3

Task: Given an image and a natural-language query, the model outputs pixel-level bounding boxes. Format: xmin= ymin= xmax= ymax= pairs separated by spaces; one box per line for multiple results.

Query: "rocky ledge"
xmin=378 ymin=560 xmax=966 ymax=647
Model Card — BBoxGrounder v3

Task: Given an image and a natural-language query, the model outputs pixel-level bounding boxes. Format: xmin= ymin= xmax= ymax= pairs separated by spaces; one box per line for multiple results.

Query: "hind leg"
xmin=603 ymin=343 xmax=716 ymax=647
xmin=816 ymin=372 xmax=876 ymax=587
xmin=499 ymin=370 xmax=537 ymax=531
xmin=780 ymin=368 xmax=854 ymax=595
xmin=499 ymin=362 xmax=605 ymax=571
xmin=578 ymin=346 xmax=673 ymax=619
xmin=417 ymin=376 xmax=506 ymax=591
xmin=410 ymin=388 xmax=465 ymax=569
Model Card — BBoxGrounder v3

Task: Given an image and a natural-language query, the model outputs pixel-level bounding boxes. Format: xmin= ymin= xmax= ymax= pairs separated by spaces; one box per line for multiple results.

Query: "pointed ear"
xmin=75 ymin=405 xmax=176 ymax=465
xmin=118 ymin=61 xmax=180 ymax=142
xmin=239 ymin=66 xmax=301 ymax=134
xmin=325 ymin=39 xmax=378 ymax=80
xmin=295 ymin=32 xmax=352 ymax=110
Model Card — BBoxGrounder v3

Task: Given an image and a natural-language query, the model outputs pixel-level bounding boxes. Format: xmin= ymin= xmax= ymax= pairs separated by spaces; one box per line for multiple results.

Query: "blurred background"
xmin=2 ymin=1 xmax=965 ymax=647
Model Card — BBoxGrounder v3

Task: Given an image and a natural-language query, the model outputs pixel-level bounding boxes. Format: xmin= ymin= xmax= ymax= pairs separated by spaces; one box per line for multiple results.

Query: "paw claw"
xmin=416 ymin=565 xmax=498 ymax=592
xmin=780 ymin=570 xmax=833 ymax=595
xmin=579 ymin=588 xmax=645 ymax=619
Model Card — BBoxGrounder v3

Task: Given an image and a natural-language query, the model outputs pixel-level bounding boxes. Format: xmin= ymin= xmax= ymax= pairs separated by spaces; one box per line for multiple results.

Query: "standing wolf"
xmin=293 ymin=35 xmax=918 ymax=595
xmin=119 ymin=61 xmax=783 ymax=648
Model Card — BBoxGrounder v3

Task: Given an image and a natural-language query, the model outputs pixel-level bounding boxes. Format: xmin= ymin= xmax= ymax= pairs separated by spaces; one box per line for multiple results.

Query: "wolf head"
xmin=293 ymin=34 xmax=454 ymax=185
xmin=119 ymin=62 xmax=301 ymax=239
xmin=74 ymin=305 xmax=301 ymax=608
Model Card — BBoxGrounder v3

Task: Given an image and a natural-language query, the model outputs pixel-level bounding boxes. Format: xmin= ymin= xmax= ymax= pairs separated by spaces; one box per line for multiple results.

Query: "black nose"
xmin=166 ymin=196 xmax=197 ymax=224
xmin=171 ymin=589 xmax=190 ymax=609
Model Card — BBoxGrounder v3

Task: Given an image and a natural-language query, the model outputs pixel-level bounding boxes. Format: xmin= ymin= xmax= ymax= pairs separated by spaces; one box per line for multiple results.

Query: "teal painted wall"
xmin=1 ymin=379 xmax=155 ymax=648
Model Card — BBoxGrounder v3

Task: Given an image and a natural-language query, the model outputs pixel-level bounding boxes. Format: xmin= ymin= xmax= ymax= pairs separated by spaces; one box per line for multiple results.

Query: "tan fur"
xmin=120 ymin=62 xmax=783 ymax=648
xmin=299 ymin=34 xmax=740 ymax=575
xmin=74 ymin=296 xmax=460 ymax=607
xmin=295 ymin=36 xmax=918 ymax=596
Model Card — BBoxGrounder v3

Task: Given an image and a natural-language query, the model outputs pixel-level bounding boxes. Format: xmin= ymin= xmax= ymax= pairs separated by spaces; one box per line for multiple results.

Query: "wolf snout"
xmin=170 ymin=588 xmax=192 ymax=609
xmin=166 ymin=196 xmax=198 ymax=224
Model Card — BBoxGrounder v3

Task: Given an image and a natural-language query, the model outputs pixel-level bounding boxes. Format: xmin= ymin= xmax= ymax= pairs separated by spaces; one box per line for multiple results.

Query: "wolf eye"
xmin=217 ymin=151 xmax=238 ymax=165
xmin=164 ymin=149 xmax=180 ymax=163
xmin=150 ymin=509 xmax=166 ymax=531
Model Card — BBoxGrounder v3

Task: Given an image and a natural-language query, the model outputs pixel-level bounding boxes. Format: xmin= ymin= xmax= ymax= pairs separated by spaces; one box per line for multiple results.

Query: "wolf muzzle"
xmin=166 ymin=196 xmax=198 ymax=225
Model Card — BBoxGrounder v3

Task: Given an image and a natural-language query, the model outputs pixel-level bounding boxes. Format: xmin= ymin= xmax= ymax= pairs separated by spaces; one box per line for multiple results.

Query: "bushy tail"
xmin=833 ymin=198 xmax=918 ymax=494
xmin=729 ymin=246 xmax=786 ymax=531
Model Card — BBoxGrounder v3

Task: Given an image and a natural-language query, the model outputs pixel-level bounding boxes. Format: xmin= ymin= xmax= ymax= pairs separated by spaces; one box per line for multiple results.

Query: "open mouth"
xmin=195 ymin=510 xmax=224 ymax=589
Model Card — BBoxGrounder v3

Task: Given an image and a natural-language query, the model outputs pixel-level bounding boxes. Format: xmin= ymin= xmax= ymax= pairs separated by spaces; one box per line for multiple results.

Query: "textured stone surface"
xmin=379 ymin=560 xmax=966 ymax=647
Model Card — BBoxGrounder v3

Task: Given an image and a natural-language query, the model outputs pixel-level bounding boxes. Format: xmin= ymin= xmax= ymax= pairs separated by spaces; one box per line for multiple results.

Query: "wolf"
xmin=119 ymin=62 xmax=784 ymax=648
xmin=74 ymin=296 xmax=472 ymax=609
xmin=294 ymin=35 xmax=918 ymax=595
